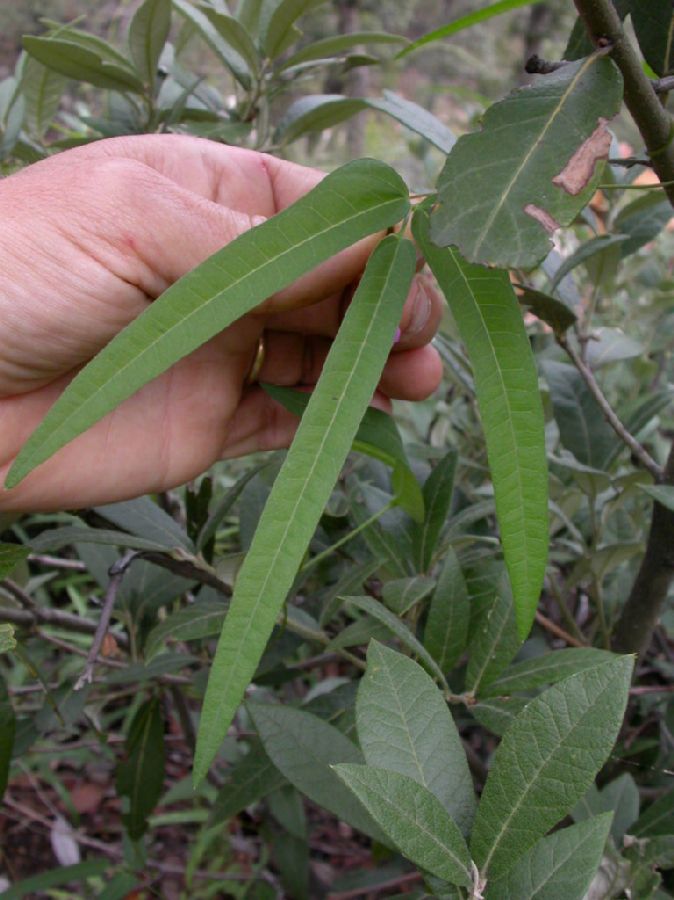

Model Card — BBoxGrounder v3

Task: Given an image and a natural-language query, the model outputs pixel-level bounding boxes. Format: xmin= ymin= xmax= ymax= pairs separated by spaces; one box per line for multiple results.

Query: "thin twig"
xmin=27 ymin=554 xmax=87 ymax=571
xmin=328 ymin=871 xmax=422 ymax=899
xmin=557 ymin=333 xmax=663 ymax=480
xmin=1 ymin=579 xmax=38 ymax=612
xmin=535 ymin=611 xmax=587 ymax=648
xmin=0 ymin=603 xmax=129 ymax=647
xmin=74 ymin=551 xmax=136 ymax=691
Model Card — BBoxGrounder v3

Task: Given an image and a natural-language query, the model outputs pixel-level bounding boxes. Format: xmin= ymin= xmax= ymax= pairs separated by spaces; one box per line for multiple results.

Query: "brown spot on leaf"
xmin=553 ymin=118 xmax=612 ymax=195
xmin=524 ymin=204 xmax=560 ymax=235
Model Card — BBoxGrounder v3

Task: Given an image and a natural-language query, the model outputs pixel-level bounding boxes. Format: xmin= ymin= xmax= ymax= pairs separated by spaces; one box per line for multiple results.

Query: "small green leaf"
xmin=30 ymin=525 xmax=173 ymax=554
xmin=19 ymin=55 xmax=67 ymax=138
xmin=515 ymin=285 xmax=577 ymax=335
xmin=630 ymin=0 xmax=674 ymax=76
xmin=0 ymin=624 xmax=17 ymax=655
xmin=129 ymin=0 xmax=172 ymax=90
xmin=194 ymin=235 xmax=414 ymax=783
xmin=172 ymin=0 xmax=251 ymax=86
xmin=470 ymin=655 xmax=633 ymax=879
xmin=0 ymin=543 xmax=30 ymax=579
xmin=641 ymin=485 xmax=674 ymax=512
xmin=333 ymin=764 xmax=473 ymax=887
xmin=144 ymin=595 xmax=227 ymax=659
xmin=431 ymin=57 xmax=623 ymax=268
xmin=0 ymin=861 xmax=109 ymax=900
xmin=356 ymin=642 xmax=476 ymax=832
xmin=210 ymin=740 xmax=287 ymax=825
xmin=614 ymin=192 xmax=673 ymax=257
xmin=423 ymin=547 xmax=470 ymax=673
xmin=248 ymin=703 xmax=385 ymax=841
xmin=485 ymin=815 xmax=613 ymax=900
xmin=22 ymin=36 xmax=144 ymax=93
xmin=282 ymin=32 xmax=407 ymax=69
xmin=260 ymin=0 xmax=324 ymax=59
xmin=200 ymin=7 xmax=260 ymax=77
xmin=95 ymin=496 xmax=193 ymax=550
xmin=416 ymin=209 xmax=548 ymax=638
xmin=381 ymin=576 xmax=434 ymax=616
xmin=8 ymin=159 xmax=409 ymax=489
xmin=116 ymin=697 xmax=166 ymax=840
xmin=481 ymin=648 xmax=616 ymax=698
xmin=412 ymin=449 xmax=457 ymax=572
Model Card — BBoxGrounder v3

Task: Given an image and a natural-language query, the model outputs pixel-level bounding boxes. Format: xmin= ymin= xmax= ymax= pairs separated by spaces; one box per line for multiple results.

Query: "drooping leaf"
xmin=484 ymin=815 xmax=613 ymax=900
xmin=116 ymin=697 xmax=166 ymax=840
xmin=356 ymin=642 xmax=476 ymax=833
xmin=248 ymin=703 xmax=385 ymax=841
xmin=22 ymin=36 xmax=144 ymax=94
xmin=194 ymin=236 xmax=414 ymax=782
xmin=630 ymin=0 xmax=674 ymax=76
xmin=276 ymin=91 xmax=456 ymax=154
xmin=542 ymin=361 xmax=616 ymax=470
xmin=416 ymin=210 xmax=548 ymax=638
xmin=282 ymin=32 xmax=407 ymax=69
xmin=95 ymin=497 xmax=193 ymax=550
xmin=262 ymin=384 xmax=423 ymax=521
xmin=333 ymin=765 xmax=472 ymax=887
xmin=128 ymin=0 xmax=171 ymax=89
xmin=398 ymin=0 xmax=547 ymax=58
xmin=144 ymin=595 xmax=227 ymax=659
xmin=431 ymin=57 xmax=623 ymax=268
xmin=172 ymin=0 xmax=252 ymax=86
xmin=480 ymin=647 xmax=615 ymax=698
xmin=412 ymin=449 xmax=457 ymax=571
xmin=515 ymin=286 xmax=577 ymax=335
xmin=470 ymin=655 xmax=633 ymax=879
xmin=210 ymin=740 xmax=287 ymax=825
xmin=7 ymin=159 xmax=409 ymax=489
xmin=19 ymin=55 xmax=67 ymax=138
xmin=423 ymin=547 xmax=470 ymax=673
xmin=0 ymin=543 xmax=30 ymax=579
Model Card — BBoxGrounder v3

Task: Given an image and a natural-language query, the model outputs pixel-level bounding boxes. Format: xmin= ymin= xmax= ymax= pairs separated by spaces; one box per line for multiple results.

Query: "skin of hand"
xmin=0 ymin=134 xmax=443 ymax=512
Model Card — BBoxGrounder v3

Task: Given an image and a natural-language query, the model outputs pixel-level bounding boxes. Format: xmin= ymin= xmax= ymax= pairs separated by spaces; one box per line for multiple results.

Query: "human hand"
xmin=0 ymin=135 xmax=443 ymax=511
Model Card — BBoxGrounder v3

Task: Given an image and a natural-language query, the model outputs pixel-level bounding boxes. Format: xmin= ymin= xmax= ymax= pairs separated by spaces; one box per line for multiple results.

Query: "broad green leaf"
xmin=200 ymin=7 xmax=260 ymax=77
xmin=30 ymin=525 xmax=172 ymax=554
xmin=0 ymin=681 xmax=15 ymax=800
xmin=173 ymin=0 xmax=252 ymax=86
xmin=634 ymin=788 xmax=674 ymax=837
xmin=0 ymin=625 xmax=16 ymax=655
xmin=22 ymin=36 xmax=144 ymax=94
xmin=19 ymin=55 xmax=67 ymax=138
xmin=262 ymin=384 xmax=423 ymax=521
xmin=260 ymin=0 xmax=326 ymax=58
xmin=95 ymin=497 xmax=193 ymax=550
xmin=210 ymin=740 xmax=287 ymax=824
xmin=641 ymin=485 xmax=674 ymax=512
xmin=282 ymin=32 xmax=407 ymax=69
xmin=548 ymin=235 xmax=628 ymax=293
xmin=516 ymin=286 xmax=577 ymax=335
xmin=481 ymin=647 xmax=615 ymax=698
xmin=344 ymin=595 xmax=447 ymax=687
xmin=630 ymin=1 xmax=674 ymax=76
xmin=381 ymin=576 xmax=434 ymax=616
xmin=485 ymin=815 xmax=612 ymax=900
xmin=465 ymin=573 xmax=520 ymax=695
xmin=7 ymin=159 xmax=409 ymax=489
xmin=431 ymin=57 xmax=623 ymax=268
xmin=398 ymin=0 xmax=548 ymax=58
xmin=412 ymin=449 xmax=457 ymax=572
xmin=572 ymin=774 xmax=639 ymax=843
xmin=194 ymin=236 xmax=415 ymax=782
xmin=144 ymin=595 xmax=227 ymax=659
xmin=277 ymin=91 xmax=455 ymax=154
xmin=129 ymin=0 xmax=172 ymax=90
xmin=248 ymin=703 xmax=385 ymax=841
xmin=0 ymin=543 xmax=30 ymax=578
xmin=470 ymin=655 xmax=633 ymax=879
xmin=356 ymin=642 xmax=476 ymax=833
xmin=542 ymin=361 xmax=616 ymax=470
xmin=333 ymin=765 xmax=472 ymax=887
xmin=423 ymin=547 xmax=470 ymax=672
xmin=416 ymin=210 xmax=548 ymax=638
xmin=0 ymin=860 xmax=109 ymax=900
xmin=116 ymin=697 xmax=166 ymax=840
xmin=614 ymin=192 xmax=673 ymax=258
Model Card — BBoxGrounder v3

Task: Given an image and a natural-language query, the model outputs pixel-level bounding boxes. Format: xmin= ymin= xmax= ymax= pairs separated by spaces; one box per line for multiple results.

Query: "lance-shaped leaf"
xmin=333 ymin=765 xmax=473 ymax=887
xmin=484 ymin=815 xmax=612 ymax=900
xmin=19 ymin=55 xmax=67 ymax=139
xmin=480 ymin=647 xmax=615 ymax=698
xmin=144 ymin=595 xmax=227 ymax=659
xmin=415 ymin=210 xmax=548 ymax=638
xmin=22 ymin=36 xmax=144 ymax=94
xmin=260 ymin=0 xmax=324 ymax=58
xmin=356 ymin=642 xmax=476 ymax=833
xmin=129 ymin=0 xmax=172 ymax=90
xmin=630 ymin=1 xmax=674 ymax=77
xmin=424 ymin=547 xmax=470 ymax=672
xmin=116 ymin=697 xmax=166 ymax=841
xmin=173 ymin=0 xmax=252 ymax=87
xmin=282 ymin=32 xmax=407 ymax=69
xmin=193 ymin=237 xmax=415 ymax=782
xmin=466 ymin=573 xmax=520 ymax=695
xmin=7 ymin=159 xmax=409 ymax=489
xmin=431 ymin=56 xmax=623 ymax=268
xmin=412 ymin=448 xmax=457 ymax=571
xmin=470 ymin=655 xmax=633 ymax=879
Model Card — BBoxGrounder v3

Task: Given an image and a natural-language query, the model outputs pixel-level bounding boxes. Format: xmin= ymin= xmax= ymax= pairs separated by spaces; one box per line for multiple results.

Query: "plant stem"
xmin=612 ymin=442 xmax=674 ymax=655
xmin=573 ymin=0 xmax=674 ymax=209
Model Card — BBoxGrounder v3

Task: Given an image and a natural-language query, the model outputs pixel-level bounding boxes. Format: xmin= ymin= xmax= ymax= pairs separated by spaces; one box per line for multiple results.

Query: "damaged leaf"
xmin=431 ymin=56 xmax=623 ymax=268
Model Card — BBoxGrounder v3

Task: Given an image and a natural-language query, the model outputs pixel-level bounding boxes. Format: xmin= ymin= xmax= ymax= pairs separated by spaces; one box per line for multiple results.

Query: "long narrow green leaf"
xmin=129 ymin=0 xmax=172 ymax=90
xmin=193 ymin=236 xmax=415 ymax=783
xmin=7 ymin=159 xmax=409 ymax=489
xmin=116 ymin=697 xmax=166 ymax=840
xmin=1 ymin=861 xmax=109 ymax=900
xmin=22 ymin=36 xmax=144 ymax=94
xmin=172 ymin=0 xmax=252 ymax=87
xmin=398 ymin=0 xmax=547 ymax=58
xmin=415 ymin=209 xmax=548 ymax=638
xmin=423 ymin=547 xmax=470 ymax=672
xmin=282 ymin=32 xmax=407 ymax=69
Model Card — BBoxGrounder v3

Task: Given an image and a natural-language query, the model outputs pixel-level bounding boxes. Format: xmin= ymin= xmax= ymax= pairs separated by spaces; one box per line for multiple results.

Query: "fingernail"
xmin=407 ymin=279 xmax=432 ymax=336
xmin=392 ymin=327 xmax=402 ymax=345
